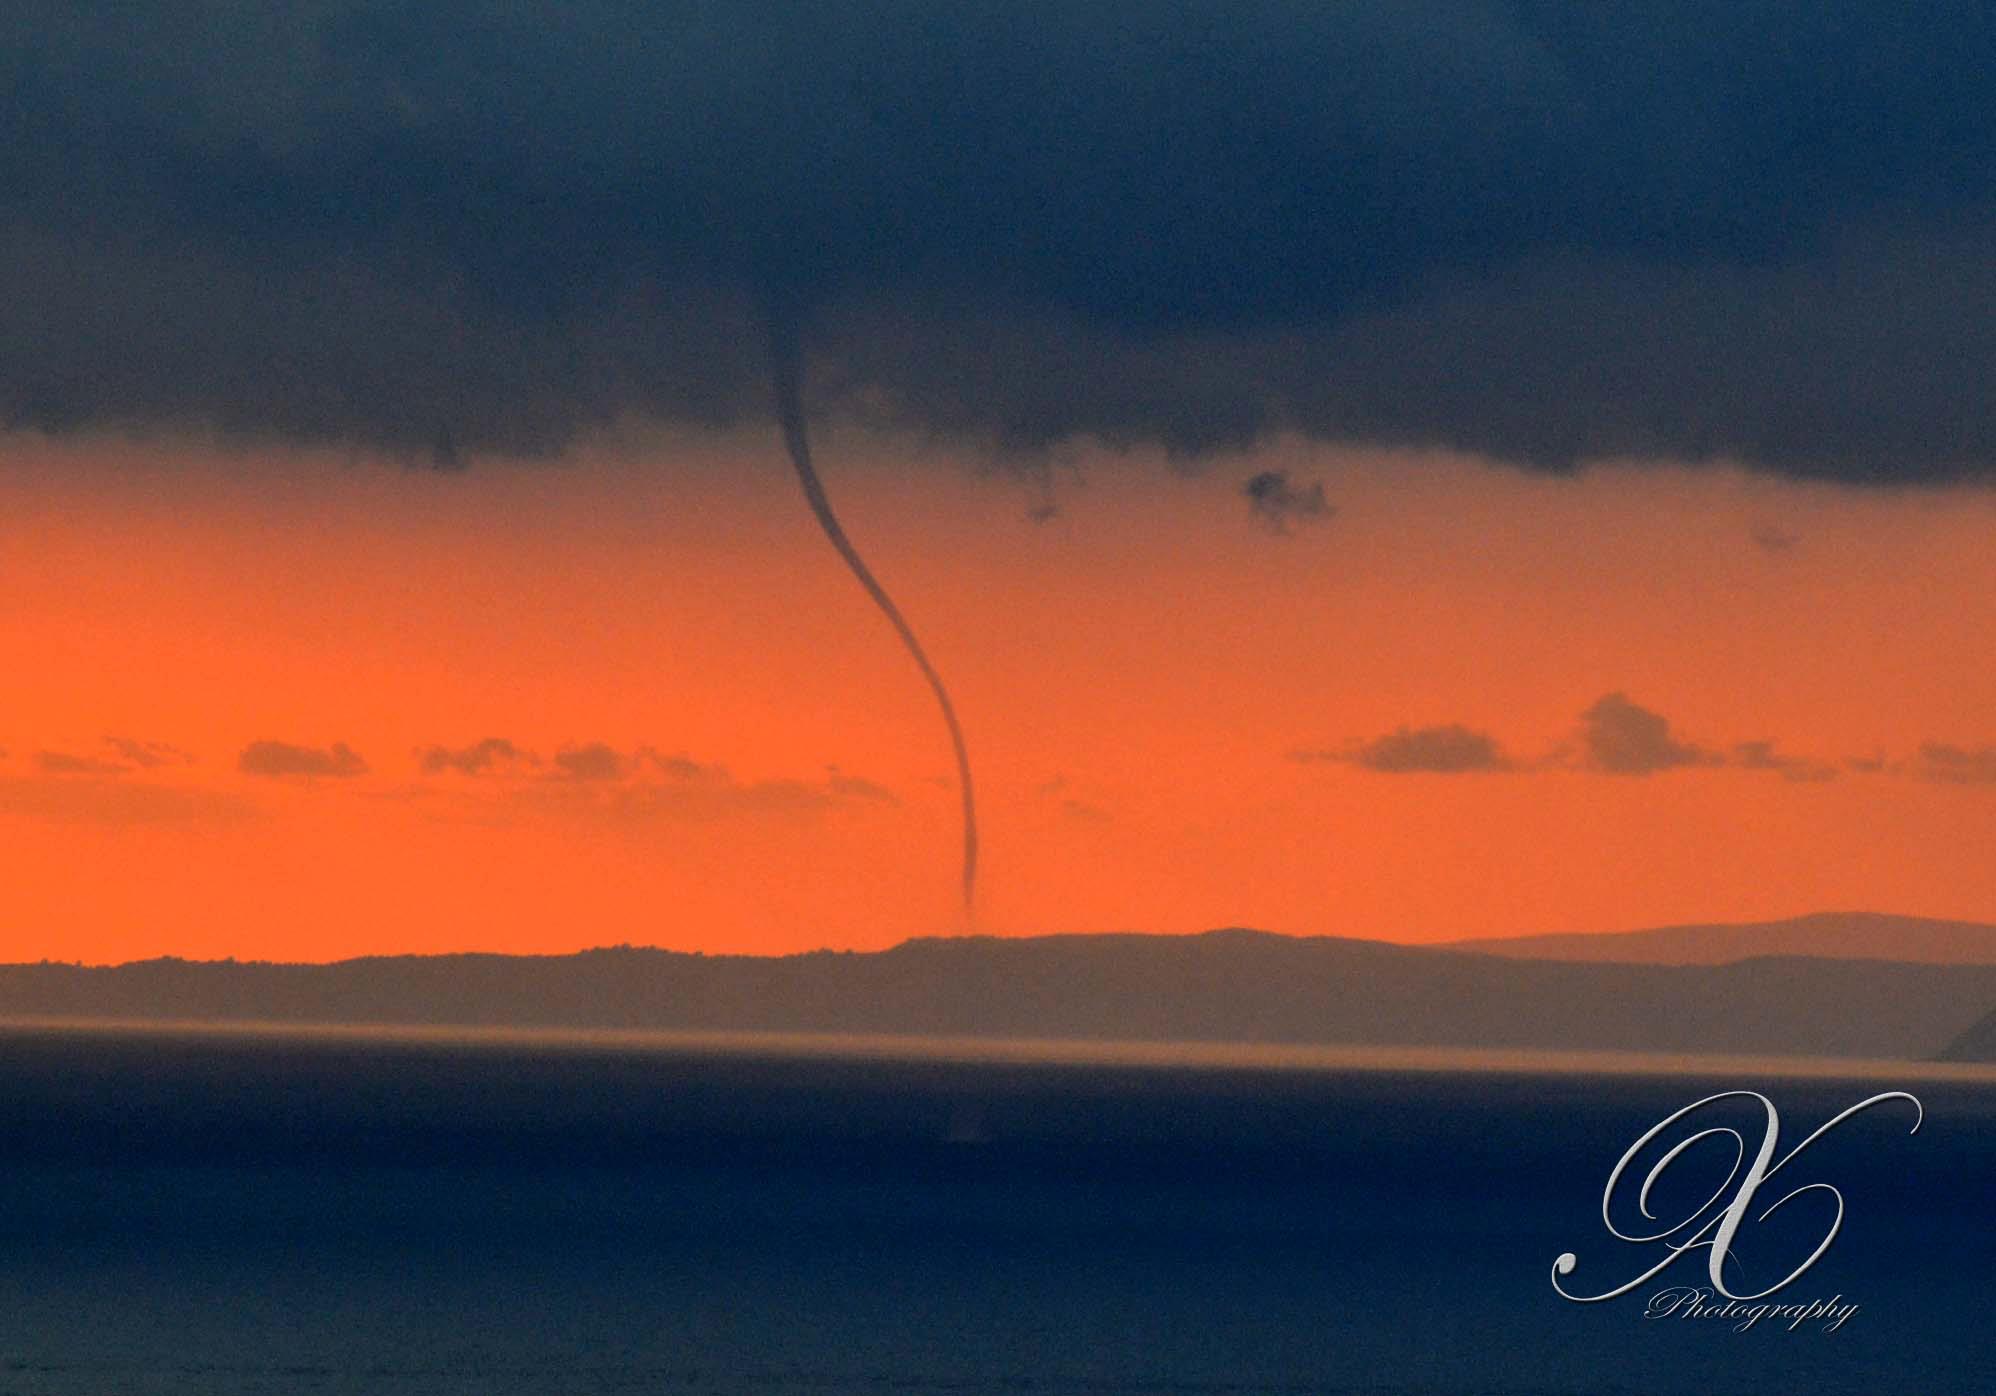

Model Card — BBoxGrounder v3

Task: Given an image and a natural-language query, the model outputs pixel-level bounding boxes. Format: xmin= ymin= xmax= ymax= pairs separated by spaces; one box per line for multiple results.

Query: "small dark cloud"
xmin=238 ymin=740 xmax=368 ymax=779
xmin=1244 ymin=471 xmax=1334 ymax=534
xmin=1579 ymin=693 xmax=1714 ymax=776
xmin=35 ymin=750 xmax=130 ymax=777
xmin=1750 ymin=522 xmax=1801 ymax=553
xmin=1916 ymin=742 xmax=1996 ymax=785
xmin=1300 ymin=724 xmax=1512 ymax=775
xmin=552 ymin=743 xmax=629 ymax=782
xmin=418 ymin=737 xmax=537 ymax=776
xmin=1847 ymin=753 xmax=1889 ymax=774
xmin=1731 ymin=740 xmax=1837 ymax=783
xmin=1310 ymin=702 xmax=1848 ymax=783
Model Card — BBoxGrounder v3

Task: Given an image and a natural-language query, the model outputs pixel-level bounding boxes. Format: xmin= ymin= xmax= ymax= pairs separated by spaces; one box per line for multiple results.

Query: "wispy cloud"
xmin=31 ymin=737 xmax=196 ymax=777
xmin=1295 ymin=724 xmax=1513 ymax=774
xmin=1731 ymin=740 xmax=1837 ymax=783
xmin=410 ymin=738 xmax=899 ymax=824
xmin=0 ymin=777 xmax=255 ymax=825
xmin=1750 ymin=521 xmax=1801 ymax=553
xmin=416 ymin=737 xmax=537 ymax=777
xmin=1032 ymin=773 xmax=1113 ymax=823
xmin=35 ymin=750 xmax=130 ymax=777
xmin=105 ymin=737 xmax=194 ymax=769
xmin=525 ymin=754 xmax=898 ymax=823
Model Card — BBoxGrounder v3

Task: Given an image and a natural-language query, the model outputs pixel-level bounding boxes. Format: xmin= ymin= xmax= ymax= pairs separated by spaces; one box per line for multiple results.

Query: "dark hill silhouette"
xmin=7 ymin=927 xmax=1996 ymax=1060
xmin=1447 ymin=911 xmax=1996 ymax=966
xmin=1937 ymin=1005 xmax=1996 ymax=1061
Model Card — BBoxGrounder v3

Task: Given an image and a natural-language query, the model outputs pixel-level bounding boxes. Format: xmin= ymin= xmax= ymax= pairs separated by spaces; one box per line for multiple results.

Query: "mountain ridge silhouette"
xmin=8 ymin=916 xmax=1996 ymax=1061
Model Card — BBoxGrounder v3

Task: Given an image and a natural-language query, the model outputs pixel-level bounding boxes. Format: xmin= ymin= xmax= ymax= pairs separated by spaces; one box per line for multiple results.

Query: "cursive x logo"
xmin=1552 ymin=1090 xmax=1922 ymax=1303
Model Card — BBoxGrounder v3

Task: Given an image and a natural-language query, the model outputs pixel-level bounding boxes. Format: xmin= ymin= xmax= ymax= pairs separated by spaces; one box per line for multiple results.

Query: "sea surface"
xmin=0 ymin=1023 xmax=1987 ymax=1395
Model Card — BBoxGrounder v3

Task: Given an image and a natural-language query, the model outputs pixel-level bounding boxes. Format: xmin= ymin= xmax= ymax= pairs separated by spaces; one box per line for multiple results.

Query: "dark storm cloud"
xmin=1243 ymin=471 xmax=1334 ymax=533
xmin=5 ymin=3 xmax=1996 ymax=479
xmin=238 ymin=740 xmax=369 ymax=778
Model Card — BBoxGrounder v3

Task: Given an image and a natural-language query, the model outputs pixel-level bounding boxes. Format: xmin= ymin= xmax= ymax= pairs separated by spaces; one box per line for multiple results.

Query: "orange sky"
xmin=4 ymin=427 xmax=1994 ymax=964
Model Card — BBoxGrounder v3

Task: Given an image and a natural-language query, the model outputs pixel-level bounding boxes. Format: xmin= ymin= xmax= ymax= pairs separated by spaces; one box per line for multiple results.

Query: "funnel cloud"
xmin=770 ymin=321 xmax=979 ymax=916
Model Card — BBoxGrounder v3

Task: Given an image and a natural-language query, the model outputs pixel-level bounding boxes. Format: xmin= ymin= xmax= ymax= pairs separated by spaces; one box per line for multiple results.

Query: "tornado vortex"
xmin=769 ymin=325 xmax=979 ymax=918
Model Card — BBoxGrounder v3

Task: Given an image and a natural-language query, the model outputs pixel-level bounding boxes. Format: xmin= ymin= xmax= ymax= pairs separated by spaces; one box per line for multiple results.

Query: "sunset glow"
xmin=7 ymin=429 xmax=1992 ymax=963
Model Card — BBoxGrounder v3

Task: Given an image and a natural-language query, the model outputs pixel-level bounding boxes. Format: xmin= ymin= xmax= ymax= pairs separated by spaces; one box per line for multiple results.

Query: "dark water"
xmin=0 ymin=1027 xmax=1986 ymax=1395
